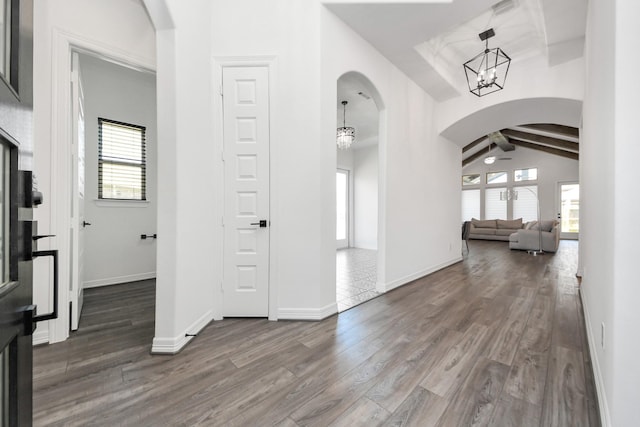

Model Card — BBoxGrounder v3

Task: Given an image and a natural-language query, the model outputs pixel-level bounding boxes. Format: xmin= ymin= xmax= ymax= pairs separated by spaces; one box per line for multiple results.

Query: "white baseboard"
xmin=580 ymin=288 xmax=611 ymax=427
xmin=84 ymin=272 xmax=156 ymax=289
xmin=278 ymin=302 xmax=338 ymax=321
xmin=32 ymin=329 xmax=49 ymax=346
xmin=151 ymin=309 xmax=214 ymax=354
xmin=381 ymin=257 xmax=462 ymax=293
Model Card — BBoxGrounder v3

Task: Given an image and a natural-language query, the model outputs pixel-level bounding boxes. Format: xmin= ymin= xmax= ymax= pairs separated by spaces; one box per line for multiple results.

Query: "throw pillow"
xmin=497 ymin=218 xmax=523 ymax=229
xmin=472 ymin=219 xmax=496 ymax=228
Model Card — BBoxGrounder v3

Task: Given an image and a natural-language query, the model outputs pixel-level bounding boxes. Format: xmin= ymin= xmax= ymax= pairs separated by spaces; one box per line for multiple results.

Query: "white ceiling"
xmin=326 ymin=0 xmax=587 ymax=102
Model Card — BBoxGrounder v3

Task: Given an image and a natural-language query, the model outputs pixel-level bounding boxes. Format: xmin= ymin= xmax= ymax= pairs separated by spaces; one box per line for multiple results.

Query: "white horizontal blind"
xmin=461 ymin=189 xmax=480 ymax=222
xmin=513 ymin=185 xmax=538 ymax=222
xmin=485 ymin=187 xmax=506 ymax=219
xmin=98 ymin=118 xmax=146 ymax=200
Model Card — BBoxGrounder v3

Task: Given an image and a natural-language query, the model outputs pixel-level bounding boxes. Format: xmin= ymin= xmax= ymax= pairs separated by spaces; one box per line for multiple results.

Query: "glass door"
xmin=558 ymin=182 xmax=580 ymax=239
xmin=336 ymin=170 xmax=349 ymax=249
xmin=0 ymin=1 xmax=35 ymax=424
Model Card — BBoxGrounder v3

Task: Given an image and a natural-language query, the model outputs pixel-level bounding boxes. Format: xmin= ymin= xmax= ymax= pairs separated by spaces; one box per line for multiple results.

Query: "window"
xmin=485 ymin=187 xmax=507 ymax=219
xmin=461 ymin=189 xmax=480 ymax=222
xmin=0 ymin=0 xmax=11 ymax=82
xmin=487 ymin=171 xmax=507 ymax=184
xmin=98 ymin=118 xmax=146 ymax=200
xmin=462 ymin=174 xmax=480 ymax=186
xmin=513 ymin=185 xmax=538 ymax=222
xmin=336 ymin=170 xmax=348 ymax=243
xmin=514 ymin=167 xmax=538 ymax=182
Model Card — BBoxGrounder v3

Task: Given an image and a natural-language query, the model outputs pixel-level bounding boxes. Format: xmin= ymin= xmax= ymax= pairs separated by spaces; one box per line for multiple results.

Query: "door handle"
xmin=250 ymin=220 xmax=268 ymax=228
xmin=22 ymin=249 xmax=59 ymax=335
xmin=82 ymin=221 xmax=91 ymax=227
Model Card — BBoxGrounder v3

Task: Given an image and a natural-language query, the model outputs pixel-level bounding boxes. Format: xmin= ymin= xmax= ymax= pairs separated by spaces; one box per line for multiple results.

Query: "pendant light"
xmin=336 ymin=100 xmax=355 ymax=150
xmin=463 ymin=28 xmax=511 ymax=97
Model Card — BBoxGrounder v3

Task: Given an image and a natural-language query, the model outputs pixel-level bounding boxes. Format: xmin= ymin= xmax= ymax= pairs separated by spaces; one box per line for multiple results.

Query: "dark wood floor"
xmin=33 ymin=240 xmax=600 ymax=426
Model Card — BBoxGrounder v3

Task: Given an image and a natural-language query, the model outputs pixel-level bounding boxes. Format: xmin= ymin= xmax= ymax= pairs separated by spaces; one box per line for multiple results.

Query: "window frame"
xmin=98 ymin=117 xmax=147 ymax=201
xmin=514 ymin=167 xmax=538 ymax=182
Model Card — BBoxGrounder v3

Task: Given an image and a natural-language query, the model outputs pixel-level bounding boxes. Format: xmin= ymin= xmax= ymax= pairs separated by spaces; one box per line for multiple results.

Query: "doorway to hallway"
xmin=336 ymin=248 xmax=379 ymax=312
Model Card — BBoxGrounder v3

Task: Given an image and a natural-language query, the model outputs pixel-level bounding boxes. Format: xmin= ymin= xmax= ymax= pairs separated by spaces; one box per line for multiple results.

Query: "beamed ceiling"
xmin=461 ymin=123 xmax=579 ymax=167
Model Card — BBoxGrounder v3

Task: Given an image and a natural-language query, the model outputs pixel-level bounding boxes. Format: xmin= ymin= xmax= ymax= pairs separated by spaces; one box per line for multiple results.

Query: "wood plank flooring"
xmin=32 ymin=241 xmax=600 ymax=426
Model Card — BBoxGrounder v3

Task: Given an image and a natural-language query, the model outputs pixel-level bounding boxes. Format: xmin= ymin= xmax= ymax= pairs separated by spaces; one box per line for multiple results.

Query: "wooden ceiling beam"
xmin=462 ymin=135 xmax=488 ymax=153
xmin=462 ymin=142 xmax=496 ymax=167
xmin=520 ymin=123 xmax=579 ymax=138
xmin=509 ymin=139 xmax=579 ymax=161
xmin=502 ymin=129 xmax=579 ymax=152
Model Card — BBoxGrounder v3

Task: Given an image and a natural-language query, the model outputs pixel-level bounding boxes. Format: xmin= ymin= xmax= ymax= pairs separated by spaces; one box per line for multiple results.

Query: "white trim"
xmin=93 ymin=199 xmax=150 ymax=208
xmin=379 ymin=257 xmax=463 ymax=293
xmin=580 ymin=288 xmax=611 ymax=427
xmin=151 ymin=309 xmax=214 ymax=354
xmin=83 ymin=272 xmax=156 ymax=289
xmin=47 ymin=29 xmax=155 ymax=344
xmin=278 ymin=302 xmax=338 ymax=321
xmin=212 ymin=55 xmax=279 ymax=321
xmin=32 ymin=330 xmax=50 ymax=346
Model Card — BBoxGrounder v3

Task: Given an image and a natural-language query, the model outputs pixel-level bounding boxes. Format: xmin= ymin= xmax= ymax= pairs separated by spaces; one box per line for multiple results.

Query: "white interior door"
xmin=336 ymin=169 xmax=349 ymax=249
xmin=222 ymin=66 xmax=270 ymax=317
xmin=70 ymin=52 xmax=86 ymax=330
xmin=558 ymin=182 xmax=579 ymax=240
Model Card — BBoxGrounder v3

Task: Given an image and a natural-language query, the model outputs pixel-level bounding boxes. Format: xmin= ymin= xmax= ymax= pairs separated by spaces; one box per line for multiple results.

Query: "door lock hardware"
xmin=250 ymin=220 xmax=268 ymax=228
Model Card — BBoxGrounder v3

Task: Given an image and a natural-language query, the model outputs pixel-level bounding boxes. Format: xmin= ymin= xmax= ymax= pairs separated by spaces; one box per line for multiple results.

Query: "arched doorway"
xmin=335 ymin=71 xmax=384 ymax=312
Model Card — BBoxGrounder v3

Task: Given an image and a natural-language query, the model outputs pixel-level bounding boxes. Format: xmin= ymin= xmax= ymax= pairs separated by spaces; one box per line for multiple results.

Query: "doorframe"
xmin=212 ymin=56 xmax=278 ymax=321
xmin=557 ymin=181 xmax=580 ymax=240
xmin=47 ymin=29 xmax=155 ymax=344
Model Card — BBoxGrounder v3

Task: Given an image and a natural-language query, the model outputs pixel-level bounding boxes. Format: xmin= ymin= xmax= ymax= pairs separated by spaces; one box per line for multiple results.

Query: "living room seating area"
xmin=467 ymin=218 xmax=560 ymax=252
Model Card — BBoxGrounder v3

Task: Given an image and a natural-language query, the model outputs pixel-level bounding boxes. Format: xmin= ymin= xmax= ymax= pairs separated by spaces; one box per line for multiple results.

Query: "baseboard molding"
xmin=151 ymin=309 xmax=214 ymax=355
xmin=278 ymin=302 xmax=338 ymax=321
xmin=580 ymin=288 xmax=611 ymax=427
xmin=84 ymin=272 xmax=156 ymax=289
xmin=32 ymin=329 xmax=49 ymax=346
xmin=381 ymin=256 xmax=463 ymax=293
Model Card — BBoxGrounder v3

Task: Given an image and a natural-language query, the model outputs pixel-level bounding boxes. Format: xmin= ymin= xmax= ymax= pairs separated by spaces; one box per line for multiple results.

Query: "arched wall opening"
xmin=335 ymin=71 xmax=386 ymax=312
xmin=440 ymin=97 xmax=582 ymax=145
xmin=446 ymin=96 xmax=583 ymax=267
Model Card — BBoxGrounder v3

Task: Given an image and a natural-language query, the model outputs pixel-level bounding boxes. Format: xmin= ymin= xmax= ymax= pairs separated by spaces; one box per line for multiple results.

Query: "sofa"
xmin=509 ymin=220 xmax=560 ymax=253
xmin=468 ymin=218 xmax=524 ymax=241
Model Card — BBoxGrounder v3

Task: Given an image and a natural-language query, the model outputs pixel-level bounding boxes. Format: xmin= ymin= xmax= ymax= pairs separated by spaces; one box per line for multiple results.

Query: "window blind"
xmin=461 ymin=189 xmax=480 ymax=222
xmin=513 ymin=185 xmax=538 ymax=222
xmin=98 ymin=118 xmax=146 ymax=200
xmin=485 ymin=187 xmax=507 ymax=219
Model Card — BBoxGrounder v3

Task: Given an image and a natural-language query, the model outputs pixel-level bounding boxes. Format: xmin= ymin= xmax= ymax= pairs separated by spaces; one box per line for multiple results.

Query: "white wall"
xmin=581 ymin=0 xmax=640 ymax=425
xmin=462 ymin=146 xmax=579 ymax=223
xmin=437 ymin=55 xmax=584 ymax=145
xmin=33 ymin=0 xmax=156 ymax=344
xmin=353 ymin=146 xmax=378 ymax=249
xmin=79 ymin=54 xmax=157 ymax=288
xmin=321 ymin=6 xmax=462 ymax=294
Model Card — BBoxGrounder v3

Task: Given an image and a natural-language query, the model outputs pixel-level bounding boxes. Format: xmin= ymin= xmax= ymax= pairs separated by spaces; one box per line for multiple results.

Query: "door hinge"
xmin=221 ymin=217 xmax=225 ymax=227
xmin=219 ymin=85 xmax=223 ymax=97
xmin=221 ymin=151 xmax=225 ymax=162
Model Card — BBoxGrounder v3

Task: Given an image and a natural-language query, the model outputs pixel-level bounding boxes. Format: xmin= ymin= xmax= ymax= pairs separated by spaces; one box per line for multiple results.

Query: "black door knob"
xmin=82 ymin=221 xmax=92 ymax=227
xmin=250 ymin=220 xmax=268 ymax=228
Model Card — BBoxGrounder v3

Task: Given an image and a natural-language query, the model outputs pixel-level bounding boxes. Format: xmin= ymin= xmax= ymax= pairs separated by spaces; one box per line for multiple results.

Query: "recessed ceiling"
xmin=325 ymin=0 xmax=587 ymax=102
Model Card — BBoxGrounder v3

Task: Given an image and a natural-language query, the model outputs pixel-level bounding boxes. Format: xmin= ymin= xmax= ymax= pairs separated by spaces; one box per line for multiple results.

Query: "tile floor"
xmin=336 ymin=247 xmax=379 ymax=312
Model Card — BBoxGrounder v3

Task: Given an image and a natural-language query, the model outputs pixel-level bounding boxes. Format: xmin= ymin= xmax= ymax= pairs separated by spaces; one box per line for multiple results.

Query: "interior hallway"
xmin=33 ymin=241 xmax=598 ymax=426
xmin=336 ymin=248 xmax=379 ymax=312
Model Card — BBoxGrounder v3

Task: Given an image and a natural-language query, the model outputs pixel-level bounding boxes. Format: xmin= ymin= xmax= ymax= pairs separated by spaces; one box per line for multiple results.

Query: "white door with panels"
xmin=70 ymin=52 xmax=86 ymax=330
xmin=222 ymin=66 xmax=270 ymax=317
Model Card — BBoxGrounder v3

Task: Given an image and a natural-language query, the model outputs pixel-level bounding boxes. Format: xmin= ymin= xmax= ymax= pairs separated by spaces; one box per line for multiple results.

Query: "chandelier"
xmin=463 ymin=28 xmax=511 ymax=97
xmin=336 ymin=100 xmax=355 ymax=150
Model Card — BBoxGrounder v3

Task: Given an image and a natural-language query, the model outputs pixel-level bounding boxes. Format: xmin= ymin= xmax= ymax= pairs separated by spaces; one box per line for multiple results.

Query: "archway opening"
xmin=335 ymin=71 xmax=384 ymax=312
